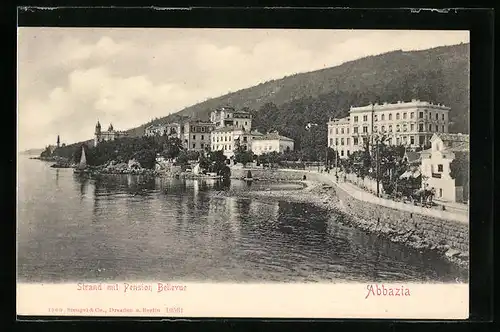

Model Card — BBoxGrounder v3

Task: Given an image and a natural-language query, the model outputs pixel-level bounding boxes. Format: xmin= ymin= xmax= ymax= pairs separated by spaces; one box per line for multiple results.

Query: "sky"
xmin=17 ymin=28 xmax=469 ymax=151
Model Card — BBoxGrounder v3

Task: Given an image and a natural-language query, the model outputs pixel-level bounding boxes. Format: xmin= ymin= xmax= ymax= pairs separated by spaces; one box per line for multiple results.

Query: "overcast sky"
xmin=17 ymin=28 xmax=469 ymax=151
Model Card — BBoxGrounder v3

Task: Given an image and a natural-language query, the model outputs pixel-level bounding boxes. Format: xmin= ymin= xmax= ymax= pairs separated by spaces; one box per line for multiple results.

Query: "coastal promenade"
xmin=277 ymin=168 xmax=469 ymax=224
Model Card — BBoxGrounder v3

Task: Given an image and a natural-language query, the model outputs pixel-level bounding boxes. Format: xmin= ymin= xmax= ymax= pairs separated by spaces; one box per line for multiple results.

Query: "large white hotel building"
xmin=327 ymin=99 xmax=451 ymax=159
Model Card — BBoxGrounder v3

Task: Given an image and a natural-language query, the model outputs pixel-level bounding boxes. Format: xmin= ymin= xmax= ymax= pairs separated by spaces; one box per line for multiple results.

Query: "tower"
xmin=56 ymin=135 xmax=60 ymax=148
xmin=94 ymin=121 xmax=102 ymax=147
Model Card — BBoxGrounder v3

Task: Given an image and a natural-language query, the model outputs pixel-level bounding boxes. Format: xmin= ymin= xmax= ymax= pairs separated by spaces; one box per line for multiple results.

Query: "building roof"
xmin=253 ymin=131 xmax=294 ymax=142
xmin=213 ymin=126 xmax=239 ymax=133
xmin=350 ymin=99 xmax=451 ymax=113
xmin=432 ymin=133 xmax=470 ymax=152
xmin=404 ymin=151 xmax=421 ymax=163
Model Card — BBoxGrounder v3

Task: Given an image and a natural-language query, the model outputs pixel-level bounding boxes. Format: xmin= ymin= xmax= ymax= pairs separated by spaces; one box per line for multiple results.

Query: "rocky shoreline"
xmin=217 ymin=180 xmax=469 ymax=271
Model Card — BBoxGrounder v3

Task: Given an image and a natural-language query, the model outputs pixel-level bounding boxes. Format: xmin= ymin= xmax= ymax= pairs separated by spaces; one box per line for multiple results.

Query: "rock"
xmin=445 ymin=249 xmax=461 ymax=258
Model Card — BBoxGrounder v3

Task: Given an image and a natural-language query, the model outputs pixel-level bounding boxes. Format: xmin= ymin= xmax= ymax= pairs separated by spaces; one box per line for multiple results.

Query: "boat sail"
xmin=74 ymin=146 xmax=88 ymax=173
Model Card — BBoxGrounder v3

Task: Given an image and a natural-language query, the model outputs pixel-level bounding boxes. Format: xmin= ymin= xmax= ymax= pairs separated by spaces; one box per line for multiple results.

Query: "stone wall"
xmin=231 ymin=168 xmax=327 ymax=182
xmin=334 ymin=184 xmax=469 ymax=254
xmin=231 ymin=167 xmax=469 ymax=265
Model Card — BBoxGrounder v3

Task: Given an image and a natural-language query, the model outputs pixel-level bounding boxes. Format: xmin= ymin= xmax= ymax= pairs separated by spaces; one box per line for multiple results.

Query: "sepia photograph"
xmin=17 ymin=26 xmax=470 ymax=318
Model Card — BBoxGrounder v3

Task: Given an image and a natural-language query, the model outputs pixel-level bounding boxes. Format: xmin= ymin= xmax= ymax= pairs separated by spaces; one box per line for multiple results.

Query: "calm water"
xmin=17 ymin=156 xmax=467 ymax=283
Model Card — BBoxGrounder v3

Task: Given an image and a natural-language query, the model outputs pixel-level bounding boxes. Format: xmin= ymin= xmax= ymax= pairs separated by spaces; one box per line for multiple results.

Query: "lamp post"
xmin=376 ymin=135 xmax=380 ymax=197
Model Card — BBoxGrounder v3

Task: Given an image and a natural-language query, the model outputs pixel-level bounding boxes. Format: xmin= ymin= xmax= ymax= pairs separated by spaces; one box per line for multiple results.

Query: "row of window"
xmin=353 ymin=111 xmax=446 ymax=122
xmin=330 ymin=135 xmax=427 ymax=147
xmin=189 ymin=126 xmax=213 ymax=133
xmin=211 ymin=135 xmax=249 ymax=143
xmin=330 ymin=124 xmax=446 ymax=135
xmin=212 ymin=144 xmax=234 ymax=151
xmin=192 ymin=135 xmax=207 ymax=140
xmin=191 ymin=143 xmax=206 ymax=149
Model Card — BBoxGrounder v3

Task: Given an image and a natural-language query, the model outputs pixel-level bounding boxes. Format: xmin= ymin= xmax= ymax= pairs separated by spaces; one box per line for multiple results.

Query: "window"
xmin=419 ymin=124 xmax=424 ymax=132
xmin=439 ymin=189 xmax=443 ymax=197
xmin=411 ymin=124 xmax=415 ymax=131
xmin=396 ymin=124 xmax=400 ymax=132
xmin=229 ymin=136 xmax=231 ymax=141
xmin=335 ymin=138 xmax=339 ymax=145
xmin=381 ymin=125 xmax=385 ymax=132
xmin=354 ymin=116 xmax=359 ymax=122
xmin=435 ymin=113 xmax=439 ymax=120
xmin=381 ymin=114 xmax=385 ymax=120
xmin=341 ymin=138 xmax=344 ymax=145
xmin=419 ymin=112 xmax=423 ymax=119
xmin=429 ymin=124 xmax=432 ymax=131
xmin=353 ymin=137 xmax=358 ymax=145
xmin=410 ymin=136 xmax=415 ymax=144
xmin=374 ymin=126 xmax=378 ymax=132
xmin=403 ymin=124 xmax=407 ymax=132
xmin=353 ymin=127 xmax=358 ymax=134
xmin=192 ymin=143 xmax=196 ymax=149
xmin=410 ymin=112 xmax=415 ymax=119
xmin=374 ymin=115 xmax=378 ymax=121
xmin=396 ymin=137 xmax=400 ymax=145
xmin=389 ymin=113 xmax=393 ymax=120
xmin=363 ymin=126 xmax=368 ymax=133
xmin=403 ymin=113 xmax=407 ymax=119
xmin=201 ymin=127 xmax=205 ymax=132
xmin=438 ymin=164 xmax=443 ymax=172
xmin=442 ymin=114 xmax=445 ymax=120
xmin=419 ymin=136 xmax=425 ymax=145
xmin=340 ymin=128 xmax=344 ymax=134
xmin=347 ymin=128 xmax=349 ymax=134
xmin=193 ymin=135 xmax=196 ymax=140
xmin=436 ymin=125 xmax=439 ymax=132
xmin=245 ymin=122 xmax=248 ymax=126
xmin=363 ymin=115 xmax=368 ymax=122
xmin=341 ymin=150 xmax=344 ymax=157
xmin=336 ymin=128 xmax=339 ymax=134
xmin=389 ymin=125 xmax=393 ymax=132
xmin=347 ymin=138 xmax=350 ymax=145
xmin=243 ymin=137 xmax=247 ymax=142
xmin=396 ymin=113 xmax=400 ymax=120
xmin=442 ymin=125 xmax=445 ymax=132
xmin=329 ymin=129 xmax=332 ymax=135
xmin=201 ymin=135 xmax=204 ymax=140
xmin=329 ymin=138 xmax=333 ymax=146
xmin=201 ymin=143 xmax=204 ymax=149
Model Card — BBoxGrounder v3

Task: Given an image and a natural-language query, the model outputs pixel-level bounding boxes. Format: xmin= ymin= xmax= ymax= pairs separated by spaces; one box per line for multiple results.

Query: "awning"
xmin=399 ymin=171 xmax=412 ymax=179
xmin=400 ymin=170 xmax=421 ymax=179
xmin=411 ymin=170 xmax=421 ymax=178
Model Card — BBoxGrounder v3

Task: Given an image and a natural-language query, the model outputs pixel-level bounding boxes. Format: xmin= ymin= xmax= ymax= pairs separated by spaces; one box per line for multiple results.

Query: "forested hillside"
xmin=126 ymin=43 xmax=469 ymax=146
xmin=52 ymin=43 xmax=469 ymax=161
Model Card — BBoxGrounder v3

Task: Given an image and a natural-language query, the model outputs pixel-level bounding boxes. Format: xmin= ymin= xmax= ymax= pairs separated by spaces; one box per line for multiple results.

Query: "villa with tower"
xmin=94 ymin=121 xmax=127 ymax=146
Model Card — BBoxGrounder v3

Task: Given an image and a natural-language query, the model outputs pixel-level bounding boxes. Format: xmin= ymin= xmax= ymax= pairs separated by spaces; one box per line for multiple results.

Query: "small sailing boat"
xmin=73 ymin=146 xmax=89 ymax=174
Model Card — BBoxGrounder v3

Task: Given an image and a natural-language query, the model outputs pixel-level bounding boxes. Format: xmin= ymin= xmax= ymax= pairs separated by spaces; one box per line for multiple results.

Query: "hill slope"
xmin=126 ymin=43 xmax=469 ymax=145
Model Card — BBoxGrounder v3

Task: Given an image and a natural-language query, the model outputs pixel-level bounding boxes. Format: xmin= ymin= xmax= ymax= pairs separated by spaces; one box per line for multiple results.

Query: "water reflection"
xmin=17 ymin=157 xmax=468 ymax=283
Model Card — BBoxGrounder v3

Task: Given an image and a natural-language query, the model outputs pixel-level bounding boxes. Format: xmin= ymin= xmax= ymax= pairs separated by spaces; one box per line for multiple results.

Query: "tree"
xmin=450 ymin=152 xmax=470 ymax=201
xmin=234 ymin=146 xmax=254 ymax=166
xmin=40 ymin=146 xmax=53 ymax=158
xmin=161 ymin=137 xmax=183 ymax=160
xmin=175 ymin=150 xmax=200 ymax=166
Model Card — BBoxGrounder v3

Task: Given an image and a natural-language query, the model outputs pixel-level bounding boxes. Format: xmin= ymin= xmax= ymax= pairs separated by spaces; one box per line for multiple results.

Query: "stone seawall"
xmin=231 ymin=168 xmax=326 ymax=182
xmin=230 ymin=167 xmax=469 ymax=269
xmin=334 ymin=185 xmax=469 ymax=256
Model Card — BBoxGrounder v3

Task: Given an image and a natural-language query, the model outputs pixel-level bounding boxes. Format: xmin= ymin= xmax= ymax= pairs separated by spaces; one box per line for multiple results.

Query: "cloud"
xmin=17 ymin=29 xmax=469 ymax=150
